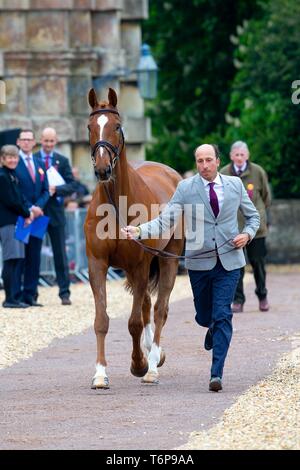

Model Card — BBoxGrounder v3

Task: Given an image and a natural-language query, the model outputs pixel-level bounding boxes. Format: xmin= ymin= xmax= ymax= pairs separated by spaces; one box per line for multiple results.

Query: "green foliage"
xmin=143 ymin=0 xmax=262 ymax=173
xmin=143 ymin=0 xmax=300 ymax=198
xmin=223 ymin=0 xmax=300 ymax=198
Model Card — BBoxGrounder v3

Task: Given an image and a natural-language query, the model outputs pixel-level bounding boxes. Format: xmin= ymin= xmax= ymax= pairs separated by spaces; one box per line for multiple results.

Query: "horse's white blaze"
xmin=93 ymin=363 xmax=108 ymax=379
xmin=97 ymin=115 xmax=108 ymax=156
xmin=143 ymin=323 xmax=154 ymax=353
xmin=148 ymin=342 xmax=161 ymax=374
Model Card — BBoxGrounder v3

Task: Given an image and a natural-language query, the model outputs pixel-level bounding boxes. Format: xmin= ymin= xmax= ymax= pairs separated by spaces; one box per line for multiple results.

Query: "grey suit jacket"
xmin=139 ymin=173 xmax=260 ymax=271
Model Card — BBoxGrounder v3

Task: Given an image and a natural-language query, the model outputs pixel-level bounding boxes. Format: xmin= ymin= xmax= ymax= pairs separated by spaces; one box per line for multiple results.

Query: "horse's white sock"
xmin=143 ymin=323 xmax=154 ymax=353
xmin=93 ymin=363 xmax=107 ymax=378
xmin=148 ymin=343 xmax=161 ymax=373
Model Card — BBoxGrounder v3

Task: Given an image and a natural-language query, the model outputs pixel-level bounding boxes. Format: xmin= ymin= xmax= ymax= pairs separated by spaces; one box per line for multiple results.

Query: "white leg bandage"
xmin=93 ymin=363 xmax=107 ymax=379
xmin=148 ymin=343 xmax=161 ymax=374
xmin=143 ymin=323 xmax=154 ymax=353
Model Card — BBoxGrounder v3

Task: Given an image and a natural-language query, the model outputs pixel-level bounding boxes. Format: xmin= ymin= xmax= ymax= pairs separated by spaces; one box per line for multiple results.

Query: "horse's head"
xmin=88 ymin=87 xmax=124 ymax=182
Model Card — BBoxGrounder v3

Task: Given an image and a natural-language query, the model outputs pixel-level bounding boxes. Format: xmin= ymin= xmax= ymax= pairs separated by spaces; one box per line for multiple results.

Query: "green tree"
xmin=223 ymin=0 xmax=300 ymax=198
xmin=143 ymin=0 xmax=262 ymax=173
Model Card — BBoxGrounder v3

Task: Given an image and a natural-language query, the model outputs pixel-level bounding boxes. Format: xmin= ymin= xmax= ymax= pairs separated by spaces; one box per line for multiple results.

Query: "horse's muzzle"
xmin=94 ymin=165 xmax=112 ymax=182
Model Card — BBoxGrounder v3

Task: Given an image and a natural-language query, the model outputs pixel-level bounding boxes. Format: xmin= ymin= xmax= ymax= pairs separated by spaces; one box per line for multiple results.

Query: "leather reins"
xmin=89 ymin=108 xmax=237 ymax=260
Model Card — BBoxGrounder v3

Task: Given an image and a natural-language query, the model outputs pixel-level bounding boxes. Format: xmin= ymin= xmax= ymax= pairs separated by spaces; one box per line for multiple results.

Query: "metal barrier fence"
xmin=40 ymin=208 xmax=89 ymax=284
xmin=0 ymin=208 xmax=124 ymax=287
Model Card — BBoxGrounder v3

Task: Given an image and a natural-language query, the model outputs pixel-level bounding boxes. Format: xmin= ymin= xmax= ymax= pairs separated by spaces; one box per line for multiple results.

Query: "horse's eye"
xmin=116 ymin=124 xmax=120 ymax=132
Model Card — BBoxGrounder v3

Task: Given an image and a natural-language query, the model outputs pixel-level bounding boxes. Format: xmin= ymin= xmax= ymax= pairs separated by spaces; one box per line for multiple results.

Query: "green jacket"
xmin=220 ymin=161 xmax=271 ymax=238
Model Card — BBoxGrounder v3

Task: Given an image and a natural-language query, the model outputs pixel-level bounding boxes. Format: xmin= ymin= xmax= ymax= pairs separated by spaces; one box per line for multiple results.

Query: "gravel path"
xmin=179 ymin=345 xmax=300 ymax=450
xmin=0 ymin=274 xmax=194 ymax=369
xmin=179 ymin=269 xmax=300 ymax=451
xmin=0 ymin=270 xmax=299 ymax=450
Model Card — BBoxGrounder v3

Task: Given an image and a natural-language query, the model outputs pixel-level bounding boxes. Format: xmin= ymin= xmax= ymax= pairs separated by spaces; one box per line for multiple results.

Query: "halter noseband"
xmin=89 ymin=108 xmax=124 ymax=170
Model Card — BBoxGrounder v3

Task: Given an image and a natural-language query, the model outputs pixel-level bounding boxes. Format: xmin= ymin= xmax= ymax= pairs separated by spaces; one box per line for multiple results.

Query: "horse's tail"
xmin=148 ymin=256 xmax=160 ymax=294
xmin=124 ymin=256 xmax=160 ymax=295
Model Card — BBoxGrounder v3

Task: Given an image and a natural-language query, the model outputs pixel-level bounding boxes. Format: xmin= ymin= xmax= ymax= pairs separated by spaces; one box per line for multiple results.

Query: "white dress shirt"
xmin=201 ymin=173 xmax=224 ymax=212
xmin=234 ymin=162 xmax=247 ymax=174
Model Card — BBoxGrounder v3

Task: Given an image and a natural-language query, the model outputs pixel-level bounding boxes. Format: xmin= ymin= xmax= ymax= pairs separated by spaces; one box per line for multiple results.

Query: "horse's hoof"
xmin=91 ymin=376 xmax=110 ymax=389
xmin=157 ymin=349 xmax=166 ymax=368
xmin=130 ymin=361 xmax=149 ymax=378
xmin=141 ymin=371 xmax=159 ymax=385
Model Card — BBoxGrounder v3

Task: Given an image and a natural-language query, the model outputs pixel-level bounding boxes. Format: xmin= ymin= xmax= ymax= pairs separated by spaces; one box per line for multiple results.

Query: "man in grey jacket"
xmin=122 ymin=144 xmax=260 ymax=392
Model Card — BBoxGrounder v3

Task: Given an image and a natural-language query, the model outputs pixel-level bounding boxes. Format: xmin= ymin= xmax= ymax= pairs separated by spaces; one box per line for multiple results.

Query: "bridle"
xmin=88 ymin=108 xmax=237 ymax=260
xmin=89 ymin=108 xmax=124 ymax=171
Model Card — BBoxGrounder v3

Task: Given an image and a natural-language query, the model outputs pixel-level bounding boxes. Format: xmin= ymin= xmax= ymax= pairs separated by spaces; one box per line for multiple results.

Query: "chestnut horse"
xmin=85 ymin=88 xmax=184 ymax=388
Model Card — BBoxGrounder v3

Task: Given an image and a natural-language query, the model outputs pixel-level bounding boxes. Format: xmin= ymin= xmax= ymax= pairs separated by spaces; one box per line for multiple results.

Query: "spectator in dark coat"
xmin=0 ymin=145 xmax=33 ymax=308
xmin=71 ymin=167 xmax=90 ymax=200
xmin=15 ymin=129 xmax=49 ymax=307
xmin=34 ymin=127 xmax=77 ymax=305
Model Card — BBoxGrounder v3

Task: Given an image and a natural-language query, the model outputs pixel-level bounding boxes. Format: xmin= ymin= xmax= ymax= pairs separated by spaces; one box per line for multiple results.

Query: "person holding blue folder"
xmin=15 ymin=213 xmax=50 ymax=244
xmin=0 ymin=145 xmax=33 ymax=308
xmin=15 ymin=129 xmax=49 ymax=307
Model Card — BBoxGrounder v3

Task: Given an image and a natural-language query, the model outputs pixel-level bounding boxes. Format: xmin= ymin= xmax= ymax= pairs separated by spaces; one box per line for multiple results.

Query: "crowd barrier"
xmin=40 ymin=208 xmax=124 ymax=284
xmin=2 ymin=200 xmax=299 ymax=286
xmin=0 ymin=208 xmax=124 ymax=287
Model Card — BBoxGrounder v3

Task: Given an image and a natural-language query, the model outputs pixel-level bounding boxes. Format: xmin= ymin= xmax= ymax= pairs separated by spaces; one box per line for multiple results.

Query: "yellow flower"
xmin=247 ymin=183 xmax=254 ymax=190
xmin=38 ymin=168 xmax=44 ymax=175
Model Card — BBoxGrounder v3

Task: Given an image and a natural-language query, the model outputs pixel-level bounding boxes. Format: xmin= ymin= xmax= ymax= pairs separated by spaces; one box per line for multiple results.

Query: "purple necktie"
xmin=209 ymin=182 xmax=219 ymax=218
xmin=45 ymin=154 xmax=50 ymax=170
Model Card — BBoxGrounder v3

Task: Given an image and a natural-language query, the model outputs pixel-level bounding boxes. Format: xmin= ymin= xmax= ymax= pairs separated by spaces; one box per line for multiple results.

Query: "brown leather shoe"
xmin=209 ymin=377 xmax=222 ymax=392
xmin=259 ymin=298 xmax=269 ymax=311
xmin=231 ymin=303 xmax=243 ymax=313
xmin=61 ymin=297 xmax=72 ymax=306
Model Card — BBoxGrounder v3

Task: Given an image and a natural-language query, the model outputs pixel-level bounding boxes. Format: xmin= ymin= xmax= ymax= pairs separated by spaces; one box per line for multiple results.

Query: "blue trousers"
xmin=14 ymin=235 xmax=43 ymax=303
xmin=47 ymin=224 xmax=70 ymax=299
xmin=188 ymin=259 xmax=240 ymax=378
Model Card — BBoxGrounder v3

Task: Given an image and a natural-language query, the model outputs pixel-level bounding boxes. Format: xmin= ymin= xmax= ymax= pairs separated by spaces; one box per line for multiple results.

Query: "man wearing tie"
xmin=122 ymin=144 xmax=260 ymax=392
xmin=34 ymin=127 xmax=76 ymax=305
xmin=15 ymin=129 xmax=49 ymax=306
xmin=221 ymin=141 xmax=271 ymax=313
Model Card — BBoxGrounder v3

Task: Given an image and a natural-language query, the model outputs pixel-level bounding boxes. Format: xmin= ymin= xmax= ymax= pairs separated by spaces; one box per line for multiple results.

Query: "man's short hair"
xmin=211 ymin=144 xmax=221 ymax=159
xmin=194 ymin=144 xmax=221 ymax=159
xmin=230 ymin=140 xmax=249 ymax=153
xmin=18 ymin=129 xmax=35 ymax=139
xmin=0 ymin=144 xmax=19 ymax=158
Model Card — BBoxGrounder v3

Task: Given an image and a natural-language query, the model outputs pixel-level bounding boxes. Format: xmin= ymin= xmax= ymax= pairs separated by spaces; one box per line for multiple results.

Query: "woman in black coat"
xmin=0 ymin=145 xmax=33 ymax=308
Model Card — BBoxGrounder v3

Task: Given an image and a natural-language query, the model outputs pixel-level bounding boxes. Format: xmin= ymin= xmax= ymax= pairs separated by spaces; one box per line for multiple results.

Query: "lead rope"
xmin=103 ymin=184 xmax=237 ymax=260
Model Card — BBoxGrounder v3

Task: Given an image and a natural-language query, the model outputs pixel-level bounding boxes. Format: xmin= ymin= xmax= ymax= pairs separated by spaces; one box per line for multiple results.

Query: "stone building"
xmin=0 ymin=0 xmax=150 ymax=188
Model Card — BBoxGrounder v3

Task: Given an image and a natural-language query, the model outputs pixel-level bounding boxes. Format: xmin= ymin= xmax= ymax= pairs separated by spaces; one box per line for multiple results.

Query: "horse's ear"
xmin=88 ymin=88 xmax=98 ymax=109
xmin=108 ymin=88 xmax=118 ymax=108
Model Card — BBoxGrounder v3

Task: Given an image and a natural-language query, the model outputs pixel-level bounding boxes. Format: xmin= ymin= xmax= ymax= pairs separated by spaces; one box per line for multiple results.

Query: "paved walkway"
xmin=0 ymin=272 xmax=299 ymax=449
